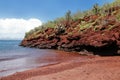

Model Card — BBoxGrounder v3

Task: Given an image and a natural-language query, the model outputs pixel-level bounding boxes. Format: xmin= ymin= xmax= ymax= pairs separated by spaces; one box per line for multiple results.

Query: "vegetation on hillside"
xmin=21 ymin=0 xmax=120 ymax=55
xmin=25 ymin=0 xmax=120 ymax=39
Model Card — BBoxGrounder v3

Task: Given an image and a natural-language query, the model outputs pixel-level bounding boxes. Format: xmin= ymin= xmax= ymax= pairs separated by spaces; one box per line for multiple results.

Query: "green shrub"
xmin=24 ymin=0 xmax=120 ymax=39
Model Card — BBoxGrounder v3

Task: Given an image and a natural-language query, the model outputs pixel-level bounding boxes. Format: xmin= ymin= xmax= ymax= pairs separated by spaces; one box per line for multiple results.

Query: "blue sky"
xmin=0 ymin=0 xmax=114 ymax=40
xmin=0 ymin=0 xmax=114 ymax=22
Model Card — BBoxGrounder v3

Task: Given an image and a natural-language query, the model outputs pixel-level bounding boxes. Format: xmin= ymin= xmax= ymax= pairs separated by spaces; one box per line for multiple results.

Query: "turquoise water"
xmin=0 ymin=40 xmax=60 ymax=77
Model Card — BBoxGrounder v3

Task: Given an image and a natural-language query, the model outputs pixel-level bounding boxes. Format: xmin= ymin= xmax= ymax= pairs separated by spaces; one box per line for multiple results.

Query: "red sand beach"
xmin=0 ymin=51 xmax=120 ymax=80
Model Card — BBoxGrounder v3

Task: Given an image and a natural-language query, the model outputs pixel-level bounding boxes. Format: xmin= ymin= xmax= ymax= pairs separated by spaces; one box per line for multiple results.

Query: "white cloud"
xmin=0 ymin=18 xmax=42 ymax=40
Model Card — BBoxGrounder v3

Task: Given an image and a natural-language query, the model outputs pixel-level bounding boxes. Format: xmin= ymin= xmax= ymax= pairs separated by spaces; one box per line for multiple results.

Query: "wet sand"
xmin=0 ymin=52 xmax=120 ymax=80
xmin=0 ymin=50 xmax=80 ymax=77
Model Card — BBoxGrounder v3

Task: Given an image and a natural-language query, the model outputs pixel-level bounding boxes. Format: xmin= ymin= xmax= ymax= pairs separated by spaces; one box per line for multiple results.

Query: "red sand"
xmin=0 ymin=55 xmax=120 ymax=80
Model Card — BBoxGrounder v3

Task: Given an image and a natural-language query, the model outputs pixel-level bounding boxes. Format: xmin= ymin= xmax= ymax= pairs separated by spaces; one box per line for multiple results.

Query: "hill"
xmin=21 ymin=0 xmax=120 ymax=56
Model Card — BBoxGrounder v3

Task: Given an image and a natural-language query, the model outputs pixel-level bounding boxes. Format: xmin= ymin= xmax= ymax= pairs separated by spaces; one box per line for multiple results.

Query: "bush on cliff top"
xmin=24 ymin=0 xmax=120 ymax=39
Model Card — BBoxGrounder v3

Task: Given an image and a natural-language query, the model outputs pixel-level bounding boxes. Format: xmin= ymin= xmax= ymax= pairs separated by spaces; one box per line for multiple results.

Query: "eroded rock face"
xmin=21 ymin=6 xmax=120 ymax=56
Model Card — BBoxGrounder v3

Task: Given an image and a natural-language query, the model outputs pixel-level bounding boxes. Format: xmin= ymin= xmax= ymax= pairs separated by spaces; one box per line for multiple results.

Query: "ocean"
xmin=0 ymin=40 xmax=65 ymax=77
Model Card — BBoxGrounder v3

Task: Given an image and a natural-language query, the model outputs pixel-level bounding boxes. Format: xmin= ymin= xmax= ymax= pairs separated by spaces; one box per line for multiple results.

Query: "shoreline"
xmin=0 ymin=50 xmax=83 ymax=77
xmin=1 ymin=56 xmax=120 ymax=80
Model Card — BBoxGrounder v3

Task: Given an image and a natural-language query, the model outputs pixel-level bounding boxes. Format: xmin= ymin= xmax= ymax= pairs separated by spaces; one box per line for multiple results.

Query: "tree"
xmin=64 ymin=10 xmax=72 ymax=27
xmin=65 ymin=10 xmax=72 ymax=22
xmin=92 ymin=3 xmax=100 ymax=15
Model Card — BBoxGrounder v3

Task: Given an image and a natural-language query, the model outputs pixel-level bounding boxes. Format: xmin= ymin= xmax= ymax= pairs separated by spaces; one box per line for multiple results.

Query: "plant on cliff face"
xmin=43 ymin=21 xmax=56 ymax=28
xmin=113 ymin=0 xmax=120 ymax=6
xmin=116 ymin=11 xmax=120 ymax=21
xmin=25 ymin=29 xmax=35 ymax=38
xmin=24 ymin=0 xmax=120 ymax=39
xmin=72 ymin=11 xmax=85 ymax=20
xmin=92 ymin=3 xmax=101 ymax=15
xmin=64 ymin=10 xmax=72 ymax=27
xmin=65 ymin=10 xmax=72 ymax=22
xmin=25 ymin=32 xmax=29 ymax=38
xmin=79 ymin=22 xmax=92 ymax=31
xmin=102 ymin=1 xmax=120 ymax=16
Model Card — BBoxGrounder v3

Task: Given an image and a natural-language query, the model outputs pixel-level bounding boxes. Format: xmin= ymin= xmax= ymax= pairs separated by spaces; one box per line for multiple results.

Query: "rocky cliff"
xmin=21 ymin=5 xmax=120 ymax=56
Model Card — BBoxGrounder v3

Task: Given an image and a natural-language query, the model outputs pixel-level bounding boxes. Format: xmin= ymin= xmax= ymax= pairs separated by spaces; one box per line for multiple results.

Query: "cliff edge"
xmin=21 ymin=2 xmax=120 ymax=56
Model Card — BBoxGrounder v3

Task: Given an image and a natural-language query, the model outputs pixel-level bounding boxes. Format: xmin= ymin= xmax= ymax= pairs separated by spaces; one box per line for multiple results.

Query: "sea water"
xmin=0 ymin=40 xmax=59 ymax=77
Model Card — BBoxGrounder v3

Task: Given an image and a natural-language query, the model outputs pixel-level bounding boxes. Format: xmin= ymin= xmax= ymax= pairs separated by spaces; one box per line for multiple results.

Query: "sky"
xmin=0 ymin=0 xmax=114 ymax=40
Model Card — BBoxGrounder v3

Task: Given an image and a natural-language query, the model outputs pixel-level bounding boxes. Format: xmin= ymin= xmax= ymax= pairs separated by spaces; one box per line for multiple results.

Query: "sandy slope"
xmin=0 ymin=56 xmax=120 ymax=80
